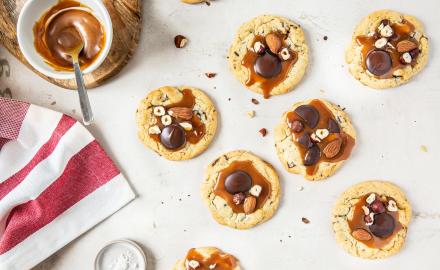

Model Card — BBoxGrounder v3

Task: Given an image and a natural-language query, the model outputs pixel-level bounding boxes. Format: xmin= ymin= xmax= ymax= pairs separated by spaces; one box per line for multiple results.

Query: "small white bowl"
xmin=17 ymin=0 xmax=113 ymax=80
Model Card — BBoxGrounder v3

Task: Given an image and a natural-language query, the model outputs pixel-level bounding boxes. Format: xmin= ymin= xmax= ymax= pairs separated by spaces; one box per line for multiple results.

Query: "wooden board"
xmin=0 ymin=0 xmax=142 ymax=89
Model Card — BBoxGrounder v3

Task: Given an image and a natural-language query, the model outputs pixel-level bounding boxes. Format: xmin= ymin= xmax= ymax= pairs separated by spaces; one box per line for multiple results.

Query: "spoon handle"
xmin=73 ymin=62 xmax=94 ymax=125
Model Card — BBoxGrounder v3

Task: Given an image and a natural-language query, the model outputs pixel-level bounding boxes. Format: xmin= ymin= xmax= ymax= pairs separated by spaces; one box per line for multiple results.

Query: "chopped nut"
xmin=187 ymin=259 xmax=200 ymax=269
xmin=265 ymin=33 xmax=282 ymax=53
xmin=243 ymin=196 xmax=257 ymax=214
xmin=168 ymin=107 xmax=193 ymax=120
xmin=153 ymin=106 xmax=166 ymax=116
xmin=259 ymin=128 xmax=267 ymax=137
xmin=301 ymin=217 xmax=310 ymax=224
xmin=249 ymin=185 xmax=262 ymax=197
xmin=253 ymin=41 xmax=266 ymax=54
xmin=251 ymin=98 xmax=259 ymax=105
xmin=289 ymin=120 xmax=304 ymax=133
xmin=310 ymin=133 xmax=321 ymax=143
xmin=205 ymin=72 xmax=217 ymax=78
xmin=366 ymin=193 xmax=376 ymax=204
xmin=315 ymin=129 xmax=329 ymax=140
xmin=380 ymin=25 xmax=394 ymax=37
xmin=410 ymin=31 xmax=422 ymax=41
xmin=174 ymin=35 xmax=188 ymax=48
xmin=365 ymin=213 xmax=375 ymax=226
xmin=148 ymin=125 xmax=161 ymax=135
xmin=161 ymin=115 xmax=172 ymax=126
xmin=393 ymin=69 xmax=404 ymax=77
xmin=247 ymin=110 xmax=255 ymax=118
xmin=374 ymin=37 xmax=388 ymax=49
xmin=352 ymin=228 xmax=372 ymax=241
xmin=209 ymin=264 xmax=216 ymax=269
xmin=420 ymin=145 xmax=428 ymax=152
xmin=233 ymin=193 xmax=245 ymax=205
xmin=362 ymin=205 xmax=370 ymax=215
xmin=179 ymin=122 xmax=193 ymax=131
xmin=387 ymin=200 xmax=398 ymax=212
xmin=401 ymin=52 xmax=412 ymax=64
xmin=278 ymin=47 xmax=291 ymax=60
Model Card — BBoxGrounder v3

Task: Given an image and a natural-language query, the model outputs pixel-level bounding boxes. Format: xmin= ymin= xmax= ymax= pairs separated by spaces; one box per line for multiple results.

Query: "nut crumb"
xmin=174 ymin=35 xmax=187 ymax=48
xmin=251 ymin=98 xmax=259 ymax=105
xmin=259 ymin=128 xmax=267 ymax=137
xmin=247 ymin=110 xmax=255 ymax=118
xmin=420 ymin=145 xmax=428 ymax=152
xmin=301 ymin=217 xmax=310 ymax=224
xmin=205 ymin=72 xmax=217 ymax=78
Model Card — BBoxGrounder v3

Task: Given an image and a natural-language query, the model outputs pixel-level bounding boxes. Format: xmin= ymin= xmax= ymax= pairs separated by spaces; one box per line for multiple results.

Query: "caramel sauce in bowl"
xmin=17 ymin=0 xmax=113 ymax=80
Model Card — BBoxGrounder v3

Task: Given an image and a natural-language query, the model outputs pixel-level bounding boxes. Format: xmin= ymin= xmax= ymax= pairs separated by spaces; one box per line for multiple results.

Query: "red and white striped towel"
xmin=0 ymin=97 xmax=135 ymax=270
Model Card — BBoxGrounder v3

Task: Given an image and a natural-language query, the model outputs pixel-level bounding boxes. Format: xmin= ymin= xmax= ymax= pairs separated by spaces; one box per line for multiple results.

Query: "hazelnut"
xmin=253 ymin=41 xmax=266 ymax=54
xmin=153 ymin=106 xmax=166 ymax=116
xmin=186 ymin=259 xmax=200 ymax=269
xmin=374 ymin=37 xmax=388 ymax=49
xmin=400 ymin=52 xmax=412 ymax=64
xmin=370 ymin=199 xmax=386 ymax=214
xmin=249 ymin=185 xmax=262 ymax=197
xmin=310 ymin=133 xmax=321 ymax=143
xmin=364 ymin=212 xmax=375 ymax=226
xmin=380 ymin=24 xmax=394 ymax=38
xmin=366 ymin=193 xmax=376 ymax=204
xmin=161 ymin=115 xmax=172 ymax=126
xmin=174 ymin=35 xmax=188 ymax=48
xmin=278 ymin=47 xmax=291 ymax=61
xmin=362 ymin=205 xmax=370 ymax=215
xmin=148 ymin=125 xmax=161 ymax=135
xmin=387 ymin=199 xmax=398 ymax=212
xmin=315 ymin=129 xmax=329 ymax=140
xmin=289 ymin=120 xmax=304 ymax=133
xmin=179 ymin=122 xmax=193 ymax=131
xmin=233 ymin=192 xmax=246 ymax=205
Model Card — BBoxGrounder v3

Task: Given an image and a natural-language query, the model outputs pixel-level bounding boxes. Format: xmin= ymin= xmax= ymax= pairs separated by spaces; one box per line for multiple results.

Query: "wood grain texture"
xmin=0 ymin=0 xmax=142 ymax=89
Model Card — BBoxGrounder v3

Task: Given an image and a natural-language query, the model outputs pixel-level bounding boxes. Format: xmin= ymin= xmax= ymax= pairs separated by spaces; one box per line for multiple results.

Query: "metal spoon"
xmin=66 ymin=42 xmax=94 ymax=125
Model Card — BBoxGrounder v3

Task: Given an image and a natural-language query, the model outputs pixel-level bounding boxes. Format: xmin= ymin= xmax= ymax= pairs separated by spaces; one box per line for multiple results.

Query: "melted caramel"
xmin=356 ymin=20 xmax=418 ymax=79
xmin=241 ymin=35 xmax=297 ymax=99
xmin=287 ymin=100 xmax=355 ymax=176
xmin=150 ymin=89 xmax=206 ymax=147
xmin=214 ymin=161 xmax=271 ymax=213
xmin=348 ymin=194 xmax=402 ymax=248
xmin=33 ymin=0 xmax=106 ymax=71
xmin=185 ymin=248 xmax=237 ymax=270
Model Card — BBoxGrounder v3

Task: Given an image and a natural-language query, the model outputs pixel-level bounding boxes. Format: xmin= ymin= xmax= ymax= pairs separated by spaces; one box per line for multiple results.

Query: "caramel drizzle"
xmin=241 ymin=35 xmax=297 ymax=99
xmin=150 ymin=89 xmax=206 ymax=148
xmin=348 ymin=194 xmax=402 ymax=248
xmin=287 ymin=100 xmax=355 ymax=176
xmin=33 ymin=0 xmax=106 ymax=71
xmin=356 ymin=20 xmax=418 ymax=79
xmin=213 ymin=160 xmax=271 ymax=213
xmin=185 ymin=249 xmax=237 ymax=270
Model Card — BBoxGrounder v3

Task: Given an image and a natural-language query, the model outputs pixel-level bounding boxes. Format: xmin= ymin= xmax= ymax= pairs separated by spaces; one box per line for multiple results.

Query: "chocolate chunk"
xmin=289 ymin=120 xmax=304 ymax=133
xmin=369 ymin=213 xmax=395 ymax=238
xmin=254 ymin=52 xmax=282 ymax=78
xmin=160 ymin=124 xmax=186 ymax=150
xmin=327 ymin=119 xmax=340 ymax=133
xmin=304 ymin=145 xmax=321 ymax=166
xmin=224 ymin=170 xmax=252 ymax=194
xmin=409 ymin=48 xmax=420 ymax=59
xmin=298 ymin=132 xmax=314 ymax=149
xmin=294 ymin=105 xmax=320 ymax=128
xmin=366 ymin=50 xmax=392 ymax=76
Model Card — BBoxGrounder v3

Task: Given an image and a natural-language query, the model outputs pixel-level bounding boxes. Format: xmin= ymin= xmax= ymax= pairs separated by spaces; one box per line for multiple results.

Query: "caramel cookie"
xmin=346 ymin=10 xmax=429 ymax=89
xmin=228 ymin=15 xmax=308 ymax=98
xmin=274 ymin=99 xmax=356 ymax=181
xmin=173 ymin=247 xmax=241 ymax=270
xmin=136 ymin=86 xmax=217 ymax=161
xmin=201 ymin=151 xmax=281 ymax=229
xmin=332 ymin=181 xmax=411 ymax=259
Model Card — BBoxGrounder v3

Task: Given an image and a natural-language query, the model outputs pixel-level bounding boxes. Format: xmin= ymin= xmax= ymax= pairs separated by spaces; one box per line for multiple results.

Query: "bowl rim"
xmin=17 ymin=0 xmax=113 ymax=80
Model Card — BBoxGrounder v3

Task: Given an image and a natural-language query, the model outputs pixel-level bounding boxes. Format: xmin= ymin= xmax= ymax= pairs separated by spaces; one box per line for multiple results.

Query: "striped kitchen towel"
xmin=0 ymin=97 xmax=135 ymax=270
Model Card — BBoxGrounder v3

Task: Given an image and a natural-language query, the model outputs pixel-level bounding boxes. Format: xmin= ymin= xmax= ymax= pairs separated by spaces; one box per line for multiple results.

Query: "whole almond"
xmin=243 ymin=196 xmax=257 ymax=214
xmin=352 ymin=228 xmax=372 ymax=241
xmin=168 ymin=107 xmax=193 ymax=120
xmin=265 ymin=33 xmax=282 ymax=54
xmin=323 ymin=138 xmax=342 ymax=158
xmin=396 ymin=40 xmax=417 ymax=53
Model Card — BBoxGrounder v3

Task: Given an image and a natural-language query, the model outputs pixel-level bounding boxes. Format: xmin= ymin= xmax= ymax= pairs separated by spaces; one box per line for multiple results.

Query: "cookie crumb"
xmin=301 ymin=217 xmax=310 ymax=224
xmin=228 ymin=98 xmax=231 ymax=101
xmin=420 ymin=145 xmax=428 ymax=152
xmin=247 ymin=110 xmax=255 ymax=118
xmin=323 ymin=35 xmax=328 ymax=41
xmin=297 ymin=186 xmax=304 ymax=191
xmin=251 ymin=98 xmax=259 ymax=105
xmin=50 ymin=101 xmax=56 ymax=105
xmin=174 ymin=35 xmax=187 ymax=48
xmin=259 ymin=128 xmax=267 ymax=137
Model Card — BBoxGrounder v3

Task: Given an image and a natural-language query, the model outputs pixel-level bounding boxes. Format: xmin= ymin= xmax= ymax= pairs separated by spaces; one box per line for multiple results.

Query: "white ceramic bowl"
xmin=17 ymin=0 xmax=113 ymax=80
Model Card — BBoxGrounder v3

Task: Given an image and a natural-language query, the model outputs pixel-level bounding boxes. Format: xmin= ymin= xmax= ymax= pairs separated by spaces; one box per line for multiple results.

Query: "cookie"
xmin=173 ymin=247 xmax=241 ymax=270
xmin=201 ymin=150 xmax=281 ymax=229
xmin=332 ymin=181 xmax=411 ymax=259
xmin=346 ymin=10 xmax=429 ymax=89
xmin=274 ymin=99 xmax=356 ymax=181
xmin=136 ymin=86 xmax=217 ymax=161
xmin=228 ymin=15 xmax=308 ymax=98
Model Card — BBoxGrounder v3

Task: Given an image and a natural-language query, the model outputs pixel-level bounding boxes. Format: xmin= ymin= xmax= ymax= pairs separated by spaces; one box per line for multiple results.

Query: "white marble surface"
xmin=1 ymin=0 xmax=440 ymax=269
